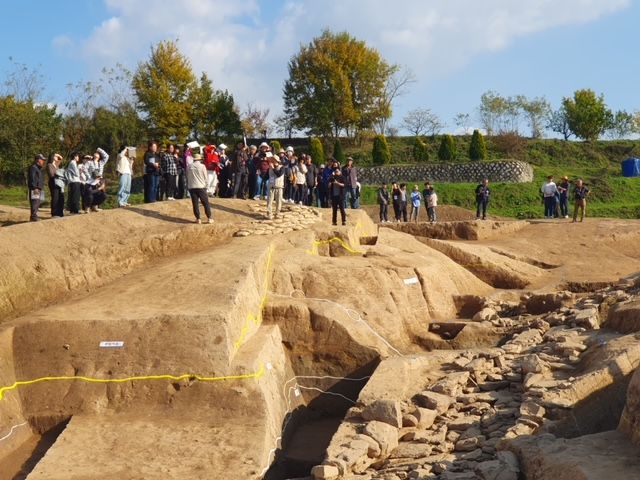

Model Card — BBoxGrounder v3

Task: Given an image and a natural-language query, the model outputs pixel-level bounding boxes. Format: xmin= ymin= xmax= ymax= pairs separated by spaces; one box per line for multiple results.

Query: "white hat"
xmin=259 ymin=142 xmax=269 ymax=148
xmin=265 ymin=152 xmax=274 ymax=158
xmin=286 ymin=146 xmax=294 ymax=152
xmin=218 ymin=143 xmax=228 ymax=150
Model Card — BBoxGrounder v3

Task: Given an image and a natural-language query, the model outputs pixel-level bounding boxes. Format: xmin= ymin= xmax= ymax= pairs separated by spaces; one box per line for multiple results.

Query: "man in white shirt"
xmin=541 ymin=175 xmax=558 ymax=219
xmin=187 ymin=153 xmax=213 ymax=224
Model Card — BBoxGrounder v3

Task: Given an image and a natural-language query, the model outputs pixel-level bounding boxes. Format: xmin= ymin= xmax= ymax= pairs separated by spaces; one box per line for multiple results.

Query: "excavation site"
xmin=1 ymin=199 xmax=640 ymax=480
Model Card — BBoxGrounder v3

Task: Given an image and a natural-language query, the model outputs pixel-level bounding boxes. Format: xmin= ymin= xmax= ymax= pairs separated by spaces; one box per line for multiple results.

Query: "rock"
xmin=363 ymin=399 xmax=403 ymax=428
xmin=449 ymin=415 xmax=481 ymax=432
xmin=414 ymin=407 xmax=437 ymax=429
xmin=364 ymin=421 xmax=399 ymax=458
xmin=414 ymin=391 xmax=453 ymax=414
xmin=455 ymin=436 xmax=482 ymax=452
xmin=519 ymin=400 xmax=546 ymax=423
xmin=475 ymin=458 xmax=518 ymax=480
xmin=572 ymin=308 xmax=600 ymax=330
xmin=431 ymin=372 xmax=471 ymax=397
xmin=234 ymin=230 xmax=251 ymax=237
xmin=520 ymin=354 xmax=547 ymax=375
xmin=311 ymin=464 xmax=340 ymax=480
xmin=402 ymin=414 xmax=419 ymax=428
xmin=473 ymin=307 xmax=499 ymax=322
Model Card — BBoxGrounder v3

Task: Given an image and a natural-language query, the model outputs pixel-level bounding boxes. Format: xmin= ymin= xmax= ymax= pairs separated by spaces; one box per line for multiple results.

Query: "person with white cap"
xmin=187 ymin=153 xmax=213 ymax=224
xmin=267 ymin=152 xmax=285 ymax=219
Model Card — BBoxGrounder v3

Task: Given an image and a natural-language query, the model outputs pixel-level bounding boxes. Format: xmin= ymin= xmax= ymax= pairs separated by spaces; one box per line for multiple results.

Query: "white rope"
xmin=0 ymin=421 xmax=28 ymax=443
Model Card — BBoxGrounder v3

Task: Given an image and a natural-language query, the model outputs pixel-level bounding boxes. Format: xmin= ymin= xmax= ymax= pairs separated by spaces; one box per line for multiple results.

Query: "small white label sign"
xmin=294 ymin=388 xmax=301 ymax=397
xmin=403 ymin=277 xmax=419 ymax=285
xmin=99 ymin=341 xmax=124 ymax=348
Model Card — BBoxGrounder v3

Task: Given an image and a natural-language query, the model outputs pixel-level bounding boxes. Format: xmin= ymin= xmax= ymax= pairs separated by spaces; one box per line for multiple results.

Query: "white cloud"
xmin=67 ymin=0 xmax=630 ymax=124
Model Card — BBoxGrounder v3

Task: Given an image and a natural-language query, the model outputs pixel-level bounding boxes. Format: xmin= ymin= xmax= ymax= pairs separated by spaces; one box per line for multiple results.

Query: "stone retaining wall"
xmin=357 ymin=160 xmax=534 ymax=185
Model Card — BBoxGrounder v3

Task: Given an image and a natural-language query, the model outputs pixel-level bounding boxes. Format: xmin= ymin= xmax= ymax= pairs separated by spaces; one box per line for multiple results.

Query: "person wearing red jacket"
xmin=204 ymin=144 xmax=220 ymax=197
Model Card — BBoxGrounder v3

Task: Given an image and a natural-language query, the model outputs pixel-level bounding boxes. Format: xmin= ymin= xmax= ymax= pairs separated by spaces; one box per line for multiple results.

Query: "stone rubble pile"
xmin=310 ymin=274 xmax=640 ymax=480
xmin=233 ymin=203 xmax=321 ymax=237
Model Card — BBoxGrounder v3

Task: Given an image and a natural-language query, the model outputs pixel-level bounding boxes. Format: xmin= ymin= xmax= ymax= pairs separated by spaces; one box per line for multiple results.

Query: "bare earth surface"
xmin=0 ymin=198 xmax=639 ymax=480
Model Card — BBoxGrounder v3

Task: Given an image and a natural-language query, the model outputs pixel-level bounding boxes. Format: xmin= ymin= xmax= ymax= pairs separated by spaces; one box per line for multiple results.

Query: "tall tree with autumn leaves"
xmin=283 ymin=30 xmax=396 ymax=139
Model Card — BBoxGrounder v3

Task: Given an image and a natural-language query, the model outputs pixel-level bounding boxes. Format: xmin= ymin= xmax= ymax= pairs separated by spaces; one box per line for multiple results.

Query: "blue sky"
xmin=1 ymin=0 xmax=638 ymax=134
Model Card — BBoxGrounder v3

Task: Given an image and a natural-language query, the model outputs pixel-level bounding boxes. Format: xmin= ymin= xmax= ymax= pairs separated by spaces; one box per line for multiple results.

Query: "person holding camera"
xmin=329 ymin=167 xmax=347 ymax=226
xmin=572 ymin=179 xmax=590 ymax=223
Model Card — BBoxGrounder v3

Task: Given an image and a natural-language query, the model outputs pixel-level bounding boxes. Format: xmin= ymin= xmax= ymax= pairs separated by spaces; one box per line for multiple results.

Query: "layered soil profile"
xmin=0 ymin=199 xmax=639 ymax=480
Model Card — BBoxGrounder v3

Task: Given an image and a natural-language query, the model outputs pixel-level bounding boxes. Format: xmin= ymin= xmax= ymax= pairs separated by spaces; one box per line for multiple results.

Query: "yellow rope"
xmin=0 ymin=365 xmax=265 ymax=401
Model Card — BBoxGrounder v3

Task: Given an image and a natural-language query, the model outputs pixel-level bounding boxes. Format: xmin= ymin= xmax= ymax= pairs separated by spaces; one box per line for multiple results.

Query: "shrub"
xmin=413 ymin=137 xmax=429 ymax=162
xmin=309 ymin=137 xmax=325 ymax=164
xmin=372 ymin=134 xmax=391 ymax=165
xmin=270 ymin=140 xmax=282 ymax=153
xmin=469 ymin=129 xmax=487 ymax=161
xmin=491 ymin=132 xmax=526 ymax=159
xmin=437 ymin=134 xmax=456 ymax=161
xmin=333 ymin=139 xmax=346 ymax=164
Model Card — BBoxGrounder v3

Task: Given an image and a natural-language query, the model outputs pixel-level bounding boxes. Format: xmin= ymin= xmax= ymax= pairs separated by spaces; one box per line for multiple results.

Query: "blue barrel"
xmin=621 ymin=158 xmax=640 ymax=177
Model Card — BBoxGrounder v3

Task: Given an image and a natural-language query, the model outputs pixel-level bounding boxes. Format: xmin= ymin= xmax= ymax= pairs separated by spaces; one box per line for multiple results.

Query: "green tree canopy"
xmin=562 ymin=89 xmax=612 ymax=142
xmin=372 ymin=134 xmax=391 ymax=165
xmin=190 ymin=73 xmax=242 ymax=142
xmin=309 ymin=137 xmax=325 ymax=164
xmin=438 ymin=134 xmax=456 ymax=161
xmin=333 ymin=139 xmax=346 ymax=164
xmin=283 ymin=30 xmax=395 ymax=138
xmin=469 ymin=129 xmax=487 ymax=161
xmin=133 ymin=40 xmax=196 ymax=142
xmin=412 ymin=137 xmax=429 ymax=162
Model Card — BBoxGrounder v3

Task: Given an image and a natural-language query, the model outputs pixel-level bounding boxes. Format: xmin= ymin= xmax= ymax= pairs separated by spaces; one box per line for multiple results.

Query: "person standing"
xmin=247 ymin=145 xmax=258 ymax=199
xmin=78 ymin=155 xmax=90 ymax=213
xmin=391 ymin=182 xmax=401 ymax=222
xmin=232 ymin=142 xmax=249 ymax=199
xmin=572 ymin=179 xmax=590 ymax=223
xmin=427 ymin=185 xmax=438 ymax=223
xmin=342 ymin=157 xmax=359 ymax=209
xmin=267 ymin=153 xmax=285 ymax=219
xmin=410 ymin=184 xmax=422 ymax=223
xmin=305 ymin=155 xmax=317 ymax=206
xmin=187 ymin=153 xmax=213 ymax=224
xmin=399 ymin=183 xmax=408 ymax=222
xmin=475 ymin=179 xmax=490 ymax=220
xmin=316 ymin=164 xmax=327 ymax=208
xmin=378 ymin=182 xmax=389 ymax=223
xmin=541 ymin=175 xmax=558 ymax=219
xmin=161 ymin=143 xmax=178 ymax=200
xmin=143 ymin=141 xmax=161 ymax=203
xmin=28 ymin=154 xmax=46 ymax=221
xmin=66 ymin=152 xmax=82 ymax=214
xmin=329 ymin=167 xmax=347 ymax=226
xmin=47 ymin=153 xmax=65 ymax=218
xmin=116 ymin=145 xmax=133 ymax=207
xmin=294 ymin=156 xmax=308 ymax=204
xmin=558 ymin=175 xmax=570 ymax=219
xmin=254 ymin=143 xmax=271 ymax=200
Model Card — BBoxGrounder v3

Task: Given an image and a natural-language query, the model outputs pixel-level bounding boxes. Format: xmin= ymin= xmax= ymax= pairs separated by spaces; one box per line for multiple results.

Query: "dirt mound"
xmin=361 ymin=204 xmax=478 ymax=224
xmin=1 ymin=199 xmax=640 ymax=480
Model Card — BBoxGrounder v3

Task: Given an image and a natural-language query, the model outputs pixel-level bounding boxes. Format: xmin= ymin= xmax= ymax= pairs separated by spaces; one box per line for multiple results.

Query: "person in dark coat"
xmin=378 ymin=182 xmax=389 ymax=223
xmin=46 ymin=153 xmax=65 ymax=217
xmin=232 ymin=142 xmax=249 ymax=199
xmin=28 ymin=154 xmax=46 ymax=221
xmin=329 ymin=167 xmax=347 ymax=226
xmin=475 ymin=179 xmax=490 ymax=220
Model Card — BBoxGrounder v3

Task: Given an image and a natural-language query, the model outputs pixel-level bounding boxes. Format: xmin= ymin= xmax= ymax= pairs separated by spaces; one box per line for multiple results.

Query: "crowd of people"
xmin=25 ymin=141 xmax=592 ymax=226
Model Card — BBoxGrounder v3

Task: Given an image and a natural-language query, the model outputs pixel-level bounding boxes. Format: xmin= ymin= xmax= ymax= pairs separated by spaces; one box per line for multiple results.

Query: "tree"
xmin=478 ymin=91 xmax=509 ymax=135
xmin=547 ymin=106 xmax=573 ymax=140
xmin=453 ymin=113 xmax=471 ymax=134
xmin=333 ymin=139 xmax=346 ymax=164
xmin=437 ymin=135 xmax=456 ymax=161
xmin=562 ymin=89 xmax=612 ymax=141
xmin=402 ymin=108 xmax=443 ymax=137
xmin=2 ymin=57 xmax=46 ymax=102
xmin=372 ymin=134 xmax=391 ymax=165
xmin=518 ymin=96 xmax=550 ymax=139
xmin=413 ymin=137 xmax=429 ymax=162
xmin=270 ymin=140 xmax=282 ymax=153
xmin=241 ymin=103 xmax=271 ymax=138
xmin=372 ymin=67 xmax=415 ymax=135
xmin=606 ymin=110 xmax=635 ymax=139
xmin=190 ymin=73 xmax=242 ymax=141
xmin=0 ymin=96 xmax=61 ymax=184
xmin=309 ymin=137 xmax=325 ymax=163
xmin=273 ymin=112 xmax=295 ymax=138
xmin=469 ymin=129 xmax=487 ymax=161
xmin=283 ymin=30 xmax=395 ymax=138
xmin=132 ymin=40 xmax=196 ymax=142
